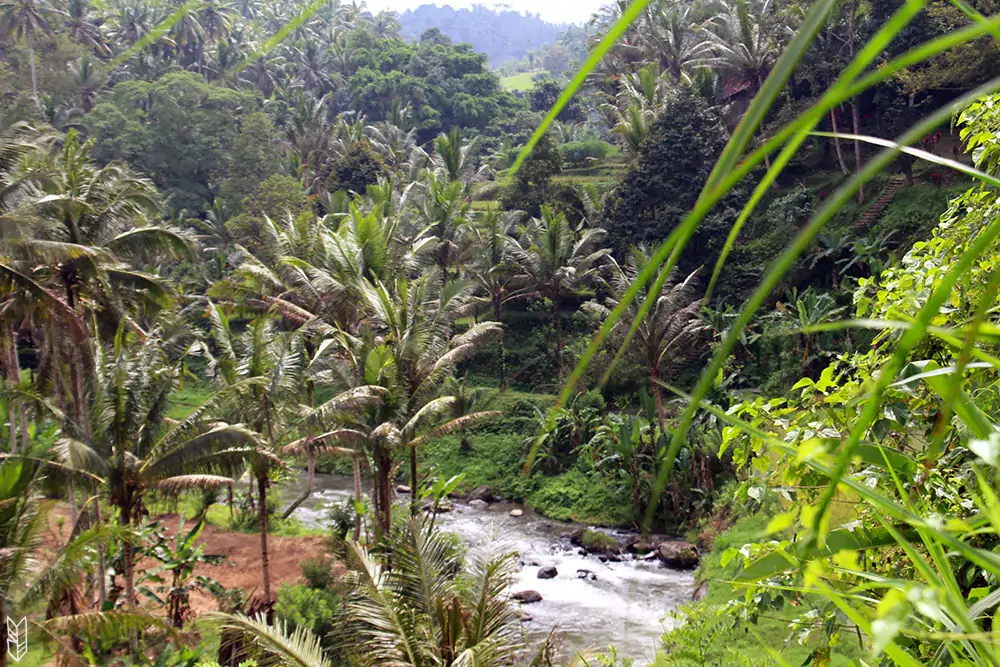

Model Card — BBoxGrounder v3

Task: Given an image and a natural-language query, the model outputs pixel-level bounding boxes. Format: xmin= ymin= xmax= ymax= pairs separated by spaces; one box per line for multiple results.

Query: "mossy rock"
xmin=571 ymin=528 xmax=621 ymax=554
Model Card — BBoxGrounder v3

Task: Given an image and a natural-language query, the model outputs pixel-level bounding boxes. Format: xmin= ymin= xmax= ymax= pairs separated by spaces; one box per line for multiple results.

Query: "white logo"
xmin=6 ymin=616 xmax=27 ymax=662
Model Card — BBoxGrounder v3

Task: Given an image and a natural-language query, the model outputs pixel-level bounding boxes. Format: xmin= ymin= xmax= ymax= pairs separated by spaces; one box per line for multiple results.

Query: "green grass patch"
xmin=500 ymin=70 xmax=546 ymax=91
xmin=167 ymin=381 xmax=213 ymax=419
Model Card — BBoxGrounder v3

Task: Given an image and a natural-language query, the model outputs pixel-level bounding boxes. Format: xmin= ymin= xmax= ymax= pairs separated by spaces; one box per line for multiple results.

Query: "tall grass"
xmin=514 ymin=0 xmax=1000 ymax=663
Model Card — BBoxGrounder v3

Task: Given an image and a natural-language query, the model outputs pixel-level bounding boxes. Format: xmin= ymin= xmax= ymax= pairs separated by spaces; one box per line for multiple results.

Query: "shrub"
xmin=275 ymin=584 xmax=340 ymax=639
xmin=301 ymin=556 xmax=335 ymax=590
xmin=560 ymin=140 xmax=613 ymax=166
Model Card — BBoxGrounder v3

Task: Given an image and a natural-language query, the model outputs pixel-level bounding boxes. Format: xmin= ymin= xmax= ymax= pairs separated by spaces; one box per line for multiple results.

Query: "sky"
xmin=366 ymin=0 xmax=603 ymax=25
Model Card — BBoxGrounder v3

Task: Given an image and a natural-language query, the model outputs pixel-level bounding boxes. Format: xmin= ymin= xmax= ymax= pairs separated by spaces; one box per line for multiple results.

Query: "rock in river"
xmin=468 ymin=499 xmax=488 ymax=510
xmin=509 ymin=508 xmax=523 ymax=517
xmin=537 ymin=565 xmax=558 ymax=579
xmin=467 ymin=485 xmax=494 ymax=502
xmin=512 ymin=590 xmax=543 ymax=604
xmin=657 ymin=541 xmax=700 ymax=569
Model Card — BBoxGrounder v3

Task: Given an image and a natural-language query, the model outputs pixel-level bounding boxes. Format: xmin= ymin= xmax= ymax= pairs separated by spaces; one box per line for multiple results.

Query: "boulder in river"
xmin=467 ymin=485 xmax=494 ymax=502
xmin=576 ymin=569 xmax=597 ymax=581
xmin=512 ymin=590 xmax=543 ymax=603
xmin=657 ymin=541 xmax=699 ymax=569
xmin=537 ymin=565 xmax=558 ymax=579
xmin=570 ymin=528 xmax=622 ymax=556
xmin=630 ymin=540 xmax=654 ymax=555
xmin=692 ymin=580 xmax=709 ymax=601
xmin=509 ymin=508 xmax=523 ymax=517
xmin=396 ymin=484 xmax=411 ymax=494
xmin=468 ymin=499 xmax=488 ymax=510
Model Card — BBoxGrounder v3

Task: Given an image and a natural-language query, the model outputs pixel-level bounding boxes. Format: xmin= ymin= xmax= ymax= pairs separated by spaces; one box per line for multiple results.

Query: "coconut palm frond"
xmin=18 ymin=524 xmax=135 ymax=608
xmin=53 ymin=437 xmax=108 ymax=476
xmin=449 ymin=321 xmax=502 ymax=349
xmin=144 ymin=424 xmax=268 ymax=481
xmin=106 ymin=226 xmax=195 ymax=262
xmin=156 ymin=474 xmax=234 ymax=493
xmin=105 ymin=268 xmax=173 ymax=307
xmin=282 ymin=429 xmax=367 ymax=456
xmin=402 ymin=396 xmax=455 ymax=440
xmin=300 ymin=386 xmax=387 ymax=425
xmin=342 ymin=538 xmax=428 ymax=666
xmin=209 ymin=612 xmax=332 ymax=667
xmin=37 ymin=610 xmax=177 ymax=644
xmin=410 ymin=412 xmax=502 ymax=447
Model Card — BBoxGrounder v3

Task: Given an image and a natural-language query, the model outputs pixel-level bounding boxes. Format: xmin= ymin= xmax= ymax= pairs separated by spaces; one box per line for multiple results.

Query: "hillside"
xmin=398 ymin=4 xmax=570 ymax=64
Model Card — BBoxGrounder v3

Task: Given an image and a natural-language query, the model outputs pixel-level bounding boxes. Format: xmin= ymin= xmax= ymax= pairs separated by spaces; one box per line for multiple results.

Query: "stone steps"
xmin=855 ymin=176 xmax=907 ymax=228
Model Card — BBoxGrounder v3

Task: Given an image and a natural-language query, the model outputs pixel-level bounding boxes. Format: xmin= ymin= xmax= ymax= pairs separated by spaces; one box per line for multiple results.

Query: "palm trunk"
xmin=849 ymin=0 xmax=864 ymax=202
xmin=27 ymin=28 xmax=38 ymax=101
xmin=7 ymin=401 xmax=15 ymax=454
xmin=93 ymin=499 xmax=107 ymax=606
xmin=352 ymin=456 xmax=363 ymax=541
xmin=650 ymin=364 xmax=668 ymax=438
xmin=830 ymin=109 xmax=850 ymax=174
xmin=281 ymin=450 xmax=314 ymax=519
xmin=494 ymin=292 xmax=507 ymax=392
xmin=68 ymin=480 xmax=78 ymax=528
xmin=0 ymin=596 xmax=7 ymax=667
xmin=257 ymin=471 xmax=272 ymax=609
xmin=374 ymin=447 xmax=392 ymax=539
xmin=119 ymin=497 xmax=138 ymax=653
xmin=409 ymin=445 xmax=418 ymax=516
xmin=5 ymin=327 xmax=16 ymax=453
xmin=553 ymin=296 xmax=564 ymax=383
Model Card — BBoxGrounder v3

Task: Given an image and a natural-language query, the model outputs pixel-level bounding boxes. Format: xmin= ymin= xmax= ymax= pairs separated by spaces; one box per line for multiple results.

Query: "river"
xmin=283 ymin=472 xmax=695 ymax=663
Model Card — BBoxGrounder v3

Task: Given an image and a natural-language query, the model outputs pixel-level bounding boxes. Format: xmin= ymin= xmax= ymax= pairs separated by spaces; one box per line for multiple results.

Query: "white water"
xmin=285 ymin=472 xmax=694 ymax=662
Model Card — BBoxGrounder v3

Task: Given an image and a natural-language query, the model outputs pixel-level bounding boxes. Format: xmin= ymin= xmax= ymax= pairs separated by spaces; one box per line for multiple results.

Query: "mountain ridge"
xmin=398 ymin=3 xmax=571 ymax=65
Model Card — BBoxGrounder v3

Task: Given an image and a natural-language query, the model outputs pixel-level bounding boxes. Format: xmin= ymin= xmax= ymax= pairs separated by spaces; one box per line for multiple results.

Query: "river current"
xmin=283 ymin=472 xmax=695 ymax=662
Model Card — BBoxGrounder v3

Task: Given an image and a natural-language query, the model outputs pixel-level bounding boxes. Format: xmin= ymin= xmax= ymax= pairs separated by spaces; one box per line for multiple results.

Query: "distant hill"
xmin=398 ymin=4 xmax=570 ymax=65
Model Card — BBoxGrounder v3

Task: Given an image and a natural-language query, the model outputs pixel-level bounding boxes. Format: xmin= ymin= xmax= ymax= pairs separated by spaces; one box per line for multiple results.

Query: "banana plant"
xmin=139 ymin=515 xmax=225 ymax=628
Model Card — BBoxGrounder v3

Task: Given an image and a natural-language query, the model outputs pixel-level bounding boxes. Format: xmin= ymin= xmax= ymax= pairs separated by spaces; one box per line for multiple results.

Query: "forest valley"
xmin=2 ymin=0 xmax=1000 ymax=663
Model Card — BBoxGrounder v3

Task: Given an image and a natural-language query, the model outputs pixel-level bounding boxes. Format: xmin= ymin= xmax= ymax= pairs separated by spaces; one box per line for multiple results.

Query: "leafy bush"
xmin=602 ymin=88 xmax=754 ymax=288
xmin=275 ymin=584 xmax=341 ymax=639
xmin=300 ymin=556 xmax=336 ymax=590
xmin=559 ymin=140 xmax=613 ymax=166
xmin=528 ymin=469 xmax=633 ymax=526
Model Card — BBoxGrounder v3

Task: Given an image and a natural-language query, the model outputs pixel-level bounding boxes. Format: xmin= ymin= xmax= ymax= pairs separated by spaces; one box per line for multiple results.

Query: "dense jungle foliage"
xmin=3 ymin=0 xmax=1000 ymax=664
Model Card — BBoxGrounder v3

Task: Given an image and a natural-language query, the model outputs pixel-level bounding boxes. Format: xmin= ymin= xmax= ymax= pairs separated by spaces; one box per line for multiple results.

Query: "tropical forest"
xmin=3 ymin=0 xmax=1000 ymax=663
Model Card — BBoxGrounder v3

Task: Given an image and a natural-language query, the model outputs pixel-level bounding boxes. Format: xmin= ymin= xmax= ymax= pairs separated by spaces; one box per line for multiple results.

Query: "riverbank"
xmin=420 ymin=430 xmax=637 ymax=527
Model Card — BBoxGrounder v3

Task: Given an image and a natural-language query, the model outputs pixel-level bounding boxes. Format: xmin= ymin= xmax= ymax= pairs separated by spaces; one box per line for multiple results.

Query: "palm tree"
xmin=419 ymin=172 xmax=472 ymax=286
xmin=210 ymin=517 xmax=523 ymax=667
xmin=359 ymin=273 xmax=501 ymax=521
xmin=69 ymin=55 xmax=102 ymax=113
xmin=203 ymin=305 xmax=382 ymax=605
xmin=510 ymin=208 xmax=609 ymax=382
xmin=20 ymin=130 xmax=188 ymax=439
xmin=169 ymin=5 xmax=204 ymax=68
xmin=63 ymin=0 xmax=109 ymax=56
xmin=0 ymin=0 xmax=54 ymax=100
xmin=241 ymin=52 xmax=285 ymax=97
xmin=642 ymin=4 xmax=713 ymax=83
xmin=56 ymin=329 xmax=264 ymax=622
xmin=197 ymin=0 xmax=235 ymax=50
xmin=704 ymin=0 xmax=783 ymax=99
xmin=106 ymin=0 xmax=153 ymax=48
xmin=0 ymin=456 xmax=45 ymax=667
xmin=585 ymin=246 xmax=707 ymax=433
xmin=468 ymin=208 xmax=525 ymax=391
xmin=431 ymin=128 xmax=489 ymax=185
